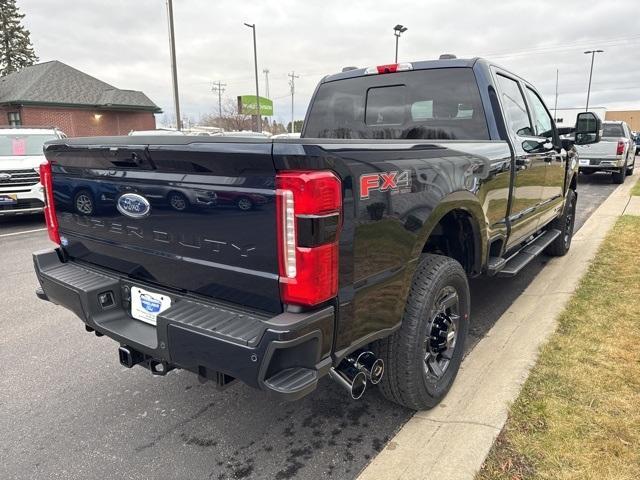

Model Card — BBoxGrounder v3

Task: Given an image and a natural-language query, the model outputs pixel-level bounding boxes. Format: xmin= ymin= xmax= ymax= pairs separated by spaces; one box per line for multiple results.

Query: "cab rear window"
xmin=304 ymin=68 xmax=489 ymax=140
xmin=602 ymin=124 xmax=624 ymax=138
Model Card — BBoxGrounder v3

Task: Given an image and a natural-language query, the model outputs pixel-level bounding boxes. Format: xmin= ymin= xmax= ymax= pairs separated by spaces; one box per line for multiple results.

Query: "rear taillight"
xmin=39 ymin=161 xmax=60 ymax=245
xmin=276 ymin=171 xmax=342 ymax=307
xmin=616 ymin=139 xmax=625 ymax=156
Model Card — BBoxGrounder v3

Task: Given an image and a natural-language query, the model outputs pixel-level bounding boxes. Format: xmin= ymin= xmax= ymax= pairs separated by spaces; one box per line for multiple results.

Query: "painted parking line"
xmin=0 ymin=228 xmax=47 ymax=238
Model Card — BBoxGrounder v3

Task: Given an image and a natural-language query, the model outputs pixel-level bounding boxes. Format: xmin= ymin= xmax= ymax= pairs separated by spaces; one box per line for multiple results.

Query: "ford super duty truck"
xmin=33 ymin=57 xmax=600 ymax=410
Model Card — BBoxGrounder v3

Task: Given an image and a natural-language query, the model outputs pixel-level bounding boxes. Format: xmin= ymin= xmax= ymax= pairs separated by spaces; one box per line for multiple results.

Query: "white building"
xmin=552 ymin=107 xmax=607 ymax=128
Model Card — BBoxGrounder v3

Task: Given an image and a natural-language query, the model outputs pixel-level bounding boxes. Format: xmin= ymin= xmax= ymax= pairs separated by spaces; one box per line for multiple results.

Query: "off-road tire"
xmin=375 ymin=254 xmax=470 ymax=410
xmin=545 ymin=189 xmax=576 ymax=257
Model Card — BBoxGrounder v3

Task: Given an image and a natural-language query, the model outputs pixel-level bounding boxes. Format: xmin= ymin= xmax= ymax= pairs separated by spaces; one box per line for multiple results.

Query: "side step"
xmin=496 ymin=229 xmax=561 ymax=277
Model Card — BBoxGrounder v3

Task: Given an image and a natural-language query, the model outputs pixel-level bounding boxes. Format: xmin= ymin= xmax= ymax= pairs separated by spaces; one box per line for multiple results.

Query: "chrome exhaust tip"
xmin=329 ymin=363 xmax=367 ymax=400
xmin=353 ymin=351 xmax=384 ymax=385
xmin=347 ymin=350 xmax=384 ymax=385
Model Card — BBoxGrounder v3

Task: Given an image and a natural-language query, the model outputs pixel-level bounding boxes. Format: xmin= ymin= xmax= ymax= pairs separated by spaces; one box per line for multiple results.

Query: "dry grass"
xmin=477 ymin=215 xmax=640 ymax=480
xmin=631 ymin=177 xmax=640 ymax=196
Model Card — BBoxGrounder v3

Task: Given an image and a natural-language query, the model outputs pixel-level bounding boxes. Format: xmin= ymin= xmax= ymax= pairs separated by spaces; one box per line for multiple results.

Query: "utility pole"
xmin=288 ymin=71 xmax=300 ymax=133
xmin=166 ymin=0 xmax=182 ymax=130
xmin=584 ymin=49 xmax=604 ymax=112
xmin=553 ymin=69 xmax=559 ymax=122
xmin=211 ymin=81 xmax=226 ymax=120
xmin=244 ymin=23 xmax=261 ymax=132
xmin=263 ymin=69 xmax=270 ymax=99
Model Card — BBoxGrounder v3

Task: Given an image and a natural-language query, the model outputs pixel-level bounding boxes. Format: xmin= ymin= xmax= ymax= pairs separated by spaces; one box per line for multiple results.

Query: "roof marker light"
xmin=364 ymin=62 xmax=413 ymax=75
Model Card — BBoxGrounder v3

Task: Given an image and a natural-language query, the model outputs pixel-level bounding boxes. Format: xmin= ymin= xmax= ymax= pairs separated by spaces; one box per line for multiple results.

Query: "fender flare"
xmin=410 ymin=191 xmax=488 ymax=275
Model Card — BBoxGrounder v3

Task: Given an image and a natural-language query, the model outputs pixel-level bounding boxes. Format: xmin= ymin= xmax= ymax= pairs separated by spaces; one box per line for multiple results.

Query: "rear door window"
xmin=304 ymin=67 xmax=490 ymax=140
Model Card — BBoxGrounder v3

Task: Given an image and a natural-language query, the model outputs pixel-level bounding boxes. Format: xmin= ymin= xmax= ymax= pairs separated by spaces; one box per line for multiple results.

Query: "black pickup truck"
xmin=34 ymin=57 xmax=600 ymax=410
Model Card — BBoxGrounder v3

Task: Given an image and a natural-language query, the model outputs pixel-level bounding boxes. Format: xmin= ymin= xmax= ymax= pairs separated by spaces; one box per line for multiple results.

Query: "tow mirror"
xmin=574 ymin=112 xmax=601 ymax=145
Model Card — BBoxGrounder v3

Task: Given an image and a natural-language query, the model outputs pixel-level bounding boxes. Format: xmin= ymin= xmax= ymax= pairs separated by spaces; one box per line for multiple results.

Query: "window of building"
xmin=7 ymin=112 xmax=21 ymax=127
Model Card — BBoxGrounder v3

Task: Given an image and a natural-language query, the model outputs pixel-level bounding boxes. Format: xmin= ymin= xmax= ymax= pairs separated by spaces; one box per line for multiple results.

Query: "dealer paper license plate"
xmin=0 ymin=194 xmax=17 ymax=205
xmin=130 ymin=286 xmax=172 ymax=326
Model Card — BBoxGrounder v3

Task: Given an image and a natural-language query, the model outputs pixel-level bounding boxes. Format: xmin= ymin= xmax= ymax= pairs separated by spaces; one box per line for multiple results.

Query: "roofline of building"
xmin=0 ymin=100 xmax=162 ymax=113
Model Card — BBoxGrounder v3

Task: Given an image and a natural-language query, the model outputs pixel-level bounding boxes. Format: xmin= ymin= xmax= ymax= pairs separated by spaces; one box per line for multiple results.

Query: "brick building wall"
xmin=605 ymin=111 xmax=640 ymax=132
xmin=0 ymin=105 xmax=156 ymax=136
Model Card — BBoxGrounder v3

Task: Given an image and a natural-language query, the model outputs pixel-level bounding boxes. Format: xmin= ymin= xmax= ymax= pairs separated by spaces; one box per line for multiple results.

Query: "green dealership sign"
xmin=237 ymin=95 xmax=273 ymax=116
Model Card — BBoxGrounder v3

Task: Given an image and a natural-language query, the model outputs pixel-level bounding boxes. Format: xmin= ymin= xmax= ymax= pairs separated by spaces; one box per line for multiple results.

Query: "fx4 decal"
xmin=359 ymin=170 xmax=411 ymax=199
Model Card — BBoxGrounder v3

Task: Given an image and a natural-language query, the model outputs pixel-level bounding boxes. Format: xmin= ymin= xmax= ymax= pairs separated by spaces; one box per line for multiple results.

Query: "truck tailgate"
xmin=44 ymin=138 xmax=281 ymax=313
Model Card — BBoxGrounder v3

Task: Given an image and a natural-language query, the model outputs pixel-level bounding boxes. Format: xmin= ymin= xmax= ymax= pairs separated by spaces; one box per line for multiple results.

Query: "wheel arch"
xmin=412 ymin=192 xmax=488 ymax=276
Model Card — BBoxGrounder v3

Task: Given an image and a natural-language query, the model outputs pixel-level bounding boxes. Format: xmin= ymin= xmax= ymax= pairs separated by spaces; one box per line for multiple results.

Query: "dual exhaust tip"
xmin=329 ymin=351 xmax=384 ymax=400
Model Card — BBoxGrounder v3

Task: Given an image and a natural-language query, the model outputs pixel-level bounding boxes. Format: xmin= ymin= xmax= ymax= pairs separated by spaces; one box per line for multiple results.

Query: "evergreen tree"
xmin=0 ymin=0 xmax=37 ymax=76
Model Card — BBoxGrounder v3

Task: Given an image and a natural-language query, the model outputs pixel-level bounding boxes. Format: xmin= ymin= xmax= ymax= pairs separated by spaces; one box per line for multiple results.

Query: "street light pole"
xmin=244 ymin=23 xmax=261 ymax=132
xmin=393 ymin=24 xmax=407 ymax=63
xmin=584 ymin=49 xmax=603 ymax=112
xmin=166 ymin=0 xmax=182 ymax=130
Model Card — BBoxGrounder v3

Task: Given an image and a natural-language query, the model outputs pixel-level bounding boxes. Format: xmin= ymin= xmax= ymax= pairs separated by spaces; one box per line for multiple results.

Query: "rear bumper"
xmin=33 ymin=249 xmax=334 ymax=400
xmin=579 ymin=157 xmax=626 ymax=170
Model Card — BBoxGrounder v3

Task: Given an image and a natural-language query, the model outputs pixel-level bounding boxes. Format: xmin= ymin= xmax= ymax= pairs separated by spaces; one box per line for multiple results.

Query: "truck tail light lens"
xmin=616 ymin=139 xmax=625 ymax=156
xmin=39 ymin=161 xmax=60 ymax=245
xmin=276 ymin=171 xmax=342 ymax=307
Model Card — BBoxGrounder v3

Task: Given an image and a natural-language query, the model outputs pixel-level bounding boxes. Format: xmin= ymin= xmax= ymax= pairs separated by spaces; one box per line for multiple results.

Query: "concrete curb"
xmin=357 ymin=172 xmax=639 ymax=480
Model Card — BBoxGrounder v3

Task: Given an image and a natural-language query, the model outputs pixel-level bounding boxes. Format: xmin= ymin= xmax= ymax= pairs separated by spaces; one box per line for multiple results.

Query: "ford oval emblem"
xmin=117 ymin=193 xmax=151 ymax=219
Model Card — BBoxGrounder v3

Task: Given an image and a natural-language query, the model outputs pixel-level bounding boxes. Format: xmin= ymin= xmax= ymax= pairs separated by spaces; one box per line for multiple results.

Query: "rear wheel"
xmin=375 ymin=254 xmax=470 ymax=410
xmin=546 ymin=189 xmax=576 ymax=257
xmin=612 ymin=161 xmax=626 ymax=184
xmin=626 ymin=159 xmax=635 ymax=176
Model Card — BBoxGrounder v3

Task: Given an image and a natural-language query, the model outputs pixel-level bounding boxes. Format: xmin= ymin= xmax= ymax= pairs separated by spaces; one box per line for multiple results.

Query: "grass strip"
xmin=477 ymin=215 xmax=640 ymax=480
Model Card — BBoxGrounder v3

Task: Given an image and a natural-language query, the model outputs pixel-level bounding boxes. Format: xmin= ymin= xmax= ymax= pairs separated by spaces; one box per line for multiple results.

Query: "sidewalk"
xmin=358 ymin=172 xmax=639 ymax=480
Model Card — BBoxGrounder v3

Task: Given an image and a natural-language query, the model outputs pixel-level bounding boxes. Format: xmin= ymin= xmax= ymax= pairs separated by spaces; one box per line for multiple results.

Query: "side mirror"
xmin=574 ymin=112 xmax=601 ymax=145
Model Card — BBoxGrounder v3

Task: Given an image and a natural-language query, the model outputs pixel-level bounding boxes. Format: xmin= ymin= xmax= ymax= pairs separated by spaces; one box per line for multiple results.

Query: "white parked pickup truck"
xmin=0 ymin=127 xmax=65 ymax=216
xmin=576 ymin=120 xmax=636 ymax=184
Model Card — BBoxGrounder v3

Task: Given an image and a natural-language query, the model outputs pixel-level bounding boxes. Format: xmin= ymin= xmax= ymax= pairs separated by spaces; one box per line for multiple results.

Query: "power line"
xmin=479 ymin=33 xmax=640 ymax=58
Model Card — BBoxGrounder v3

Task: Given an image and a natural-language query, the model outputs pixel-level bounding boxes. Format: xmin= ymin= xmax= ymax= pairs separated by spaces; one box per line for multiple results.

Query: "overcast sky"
xmin=20 ymin=0 xmax=640 ymax=126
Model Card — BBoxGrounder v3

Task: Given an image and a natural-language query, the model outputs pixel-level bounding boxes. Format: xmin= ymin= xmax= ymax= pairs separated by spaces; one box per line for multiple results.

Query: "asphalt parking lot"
xmin=0 ymin=172 xmax=619 ymax=480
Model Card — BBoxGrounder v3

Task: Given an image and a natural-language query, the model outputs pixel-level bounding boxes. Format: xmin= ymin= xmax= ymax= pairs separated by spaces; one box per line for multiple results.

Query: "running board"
xmin=496 ymin=229 xmax=561 ymax=277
